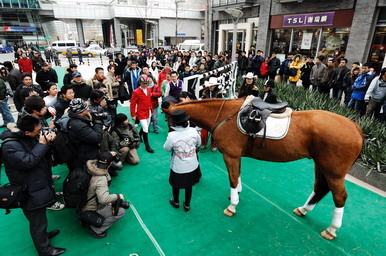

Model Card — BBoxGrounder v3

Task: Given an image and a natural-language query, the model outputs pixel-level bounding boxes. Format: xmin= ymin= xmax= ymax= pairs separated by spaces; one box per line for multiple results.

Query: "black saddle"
xmin=251 ymin=97 xmax=288 ymax=113
xmin=238 ymin=97 xmax=289 ymax=145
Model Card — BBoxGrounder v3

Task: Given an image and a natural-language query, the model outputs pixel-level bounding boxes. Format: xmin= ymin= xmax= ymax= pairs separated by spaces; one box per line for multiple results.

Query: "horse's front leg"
xmin=223 ymin=154 xmax=241 ymax=217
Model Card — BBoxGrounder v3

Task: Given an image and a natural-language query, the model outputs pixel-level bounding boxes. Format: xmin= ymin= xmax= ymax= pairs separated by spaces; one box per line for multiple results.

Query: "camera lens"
xmin=120 ymin=201 xmax=130 ymax=209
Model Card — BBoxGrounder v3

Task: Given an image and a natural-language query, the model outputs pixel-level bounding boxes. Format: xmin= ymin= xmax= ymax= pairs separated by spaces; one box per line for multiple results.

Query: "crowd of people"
xmin=0 ymin=43 xmax=385 ymax=256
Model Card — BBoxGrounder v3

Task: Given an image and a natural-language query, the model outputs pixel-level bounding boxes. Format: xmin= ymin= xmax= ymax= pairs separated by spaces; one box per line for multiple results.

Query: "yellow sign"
xmin=136 ymin=29 xmax=143 ymax=46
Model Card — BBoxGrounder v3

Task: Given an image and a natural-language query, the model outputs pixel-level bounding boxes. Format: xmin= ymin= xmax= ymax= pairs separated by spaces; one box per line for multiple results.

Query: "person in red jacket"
xmin=130 ymin=74 xmax=154 ymax=153
xmin=149 ymin=78 xmax=162 ymax=134
xmin=157 ymin=63 xmax=171 ymax=87
xmin=18 ymin=53 xmax=33 ymax=74
xmin=259 ymin=57 xmax=269 ymax=80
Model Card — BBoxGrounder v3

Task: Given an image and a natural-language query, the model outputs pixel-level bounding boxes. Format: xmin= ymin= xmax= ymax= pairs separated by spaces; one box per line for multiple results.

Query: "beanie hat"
xmin=69 ymin=98 xmax=88 ymax=114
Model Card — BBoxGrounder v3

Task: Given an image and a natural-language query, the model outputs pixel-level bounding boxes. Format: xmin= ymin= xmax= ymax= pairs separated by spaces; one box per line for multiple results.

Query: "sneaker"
xmin=47 ymin=201 xmax=65 ymax=211
xmin=52 ymin=175 xmax=60 ymax=181
xmin=169 ymin=198 xmax=179 ymax=209
xmin=211 ymin=147 xmax=217 ymax=152
xmin=154 ymin=130 xmax=159 ymax=134
xmin=134 ymin=124 xmax=138 ymax=128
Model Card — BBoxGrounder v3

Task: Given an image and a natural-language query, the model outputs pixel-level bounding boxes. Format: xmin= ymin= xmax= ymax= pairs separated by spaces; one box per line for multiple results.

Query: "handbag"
xmin=289 ymin=68 xmax=297 ymax=77
xmin=79 ymin=210 xmax=105 ymax=228
xmin=0 ymin=183 xmax=26 ymax=214
xmin=4 ymin=81 xmax=14 ymax=97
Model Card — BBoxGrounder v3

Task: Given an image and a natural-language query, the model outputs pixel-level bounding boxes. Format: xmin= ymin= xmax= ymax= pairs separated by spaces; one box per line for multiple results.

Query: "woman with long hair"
xmin=238 ymin=72 xmax=259 ymax=98
xmin=289 ymin=54 xmax=303 ymax=86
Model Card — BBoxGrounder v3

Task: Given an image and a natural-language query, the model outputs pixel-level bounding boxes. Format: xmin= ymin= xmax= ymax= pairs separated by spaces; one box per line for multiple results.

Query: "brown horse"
xmin=164 ymin=98 xmax=364 ymax=240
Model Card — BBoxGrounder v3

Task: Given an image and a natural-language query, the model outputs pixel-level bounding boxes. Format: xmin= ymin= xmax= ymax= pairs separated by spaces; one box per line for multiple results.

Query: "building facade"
xmin=0 ymin=0 xmax=46 ymax=46
xmin=211 ymin=0 xmax=386 ymax=70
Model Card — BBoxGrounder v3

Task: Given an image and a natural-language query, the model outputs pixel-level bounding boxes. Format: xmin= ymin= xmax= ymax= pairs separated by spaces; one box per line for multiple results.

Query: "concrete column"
xmin=114 ymin=17 xmax=122 ymax=48
xmin=345 ymin=0 xmax=378 ymax=65
xmin=76 ymin=19 xmax=85 ymax=47
xmin=256 ymin=0 xmax=272 ymax=54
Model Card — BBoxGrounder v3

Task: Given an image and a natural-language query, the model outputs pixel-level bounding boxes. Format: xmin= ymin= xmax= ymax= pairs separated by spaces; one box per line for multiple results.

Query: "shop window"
xmin=271 ymin=29 xmax=291 ymax=54
xmin=369 ymin=27 xmax=386 ymax=71
xmin=291 ymin=28 xmax=319 ymax=57
xmin=320 ymin=27 xmax=350 ymax=58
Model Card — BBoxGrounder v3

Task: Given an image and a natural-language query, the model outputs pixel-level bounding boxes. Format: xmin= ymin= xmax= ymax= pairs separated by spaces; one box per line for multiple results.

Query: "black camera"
xmin=112 ymin=197 xmax=130 ymax=216
xmin=90 ymin=106 xmax=108 ymax=120
xmin=128 ymin=137 xmax=140 ymax=143
xmin=111 ymin=154 xmax=123 ymax=170
xmin=42 ymin=127 xmax=58 ymax=133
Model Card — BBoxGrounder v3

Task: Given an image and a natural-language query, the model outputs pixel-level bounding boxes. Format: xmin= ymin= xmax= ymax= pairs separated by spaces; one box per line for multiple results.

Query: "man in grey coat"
xmin=364 ymin=67 xmax=386 ymax=118
xmin=310 ymin=56 xmax=327 ymax=92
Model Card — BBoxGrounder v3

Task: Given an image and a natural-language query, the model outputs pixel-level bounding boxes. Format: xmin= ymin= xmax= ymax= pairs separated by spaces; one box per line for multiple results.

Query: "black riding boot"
xmin=143 ymin=132 xmax=154 ymax=153
xmin=139 ymin=128 xmax=143 ymax=143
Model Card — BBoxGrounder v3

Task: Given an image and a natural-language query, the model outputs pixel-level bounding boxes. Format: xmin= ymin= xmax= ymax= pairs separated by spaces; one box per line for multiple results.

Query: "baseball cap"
xmin=72 ymin=71 xmax=82 ymax=78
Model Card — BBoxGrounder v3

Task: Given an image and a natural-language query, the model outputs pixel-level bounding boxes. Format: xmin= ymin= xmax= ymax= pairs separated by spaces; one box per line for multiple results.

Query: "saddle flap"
xmin=251 ymin=97 xmax=288 ymax=113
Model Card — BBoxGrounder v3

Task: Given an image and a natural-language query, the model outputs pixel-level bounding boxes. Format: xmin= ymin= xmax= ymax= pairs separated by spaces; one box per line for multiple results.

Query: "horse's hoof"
xmin=321 ymin=230 xmax=336 ymax=240
xmin=293 ymin=207 xmax=305 ymax=217
xmin=223 ymin=208 xmax=235 ymax=217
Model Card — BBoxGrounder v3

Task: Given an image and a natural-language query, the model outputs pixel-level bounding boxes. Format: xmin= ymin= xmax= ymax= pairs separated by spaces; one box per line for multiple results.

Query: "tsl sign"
xmin=283 ymin=12 xmax=335 ymax=27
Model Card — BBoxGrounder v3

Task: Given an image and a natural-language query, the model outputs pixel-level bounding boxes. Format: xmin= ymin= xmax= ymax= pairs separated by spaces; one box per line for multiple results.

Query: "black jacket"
xmin=0 ymin=76 xmax=7 ymax=100
xmin=7 ymin=68 xmax=22 ymax=91
xmin=238 ymin=56 xmax=249 ymax=71
xmin=332 ymin=67 xmax=350 ymax=89
xmin=54 ymin=96 xmax=70 ymax=119
xmin=31 ymin=56 xmax=45 ymax=72
xmin=63 ymin=72 xmax=73 ymax=86
xmin=0 ymin=125 xmax=55 ymax=210
xmin=36 ymin=69 xmax=58 ymax=91
xmin=268 ymin=57 xmax=281 ymax=74
xmin=71 ymin=81 xmax=92 ymax=100
xmin=259 ymin=90 xmax=277 ymax=104
xmin=14 ymin=83 xmax=44 ymax=112
xmin=67 ymin=113 xmax=103 ymax=162
xmin=115 ymin=57 xmax=127 ymax=76
xmin=300 ymin=62 xmax=315 ymax=81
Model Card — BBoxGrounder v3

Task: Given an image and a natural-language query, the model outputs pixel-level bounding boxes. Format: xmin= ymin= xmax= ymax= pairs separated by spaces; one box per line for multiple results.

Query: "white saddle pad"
xmin=255 ymin=114 xmax=291 ymax=140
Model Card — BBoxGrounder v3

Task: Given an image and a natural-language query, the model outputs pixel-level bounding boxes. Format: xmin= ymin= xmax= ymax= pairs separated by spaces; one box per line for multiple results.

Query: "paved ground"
xmin=0 ymin=52 xmax=385 ymax=255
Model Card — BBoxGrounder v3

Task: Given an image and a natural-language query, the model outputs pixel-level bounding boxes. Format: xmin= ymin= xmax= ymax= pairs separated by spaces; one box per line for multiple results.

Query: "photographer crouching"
xmin=89 ymin=90 xmax=123 ymax=176
xmin=81 ymin=152 xmax=127 ymax=239
xmin=111 ymin=113 xmax=140 ymax=165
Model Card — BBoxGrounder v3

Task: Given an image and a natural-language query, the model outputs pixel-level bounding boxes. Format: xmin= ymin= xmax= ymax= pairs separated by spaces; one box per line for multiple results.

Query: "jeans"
xmin=0 ymin=97 xmax=15 ymax=125
xmin=348 ymin=99 xmax=365 ymax=113
xmin=332 ymin=88 xmax=343 ymax=101
xmin=151 ymin=107 xmax=159 ymax=132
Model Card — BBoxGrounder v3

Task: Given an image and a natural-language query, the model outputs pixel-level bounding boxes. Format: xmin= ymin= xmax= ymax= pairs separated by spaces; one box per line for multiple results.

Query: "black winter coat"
xmin=268 ymin=57 xmax=281 ymax=74
xmin=259 ymin=90 xmax=277 ymax=104
xmin=0 ymin=126 xmax=55 ymax=210
xmin=63 ymin=72 xmax=73 ymax=86
xmin=238 ymin=56 xmax=249 ymax=71
xmin=14 ymin=83 xmax=44 ymax=112
xmin=71 ymin=81 xmax=92 ymax=100
xmin=67 ymin=113 xmax=103 ymax=162
xmin=54 ymin=96 xmax=70 ymax=119
xmin=36 ymin=69 xmax=58 ymax=91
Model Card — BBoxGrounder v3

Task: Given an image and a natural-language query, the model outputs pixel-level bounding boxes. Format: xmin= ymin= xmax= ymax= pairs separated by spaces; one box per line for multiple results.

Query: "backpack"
xmin=53 ymin=113 xmax=75 ymax=165
xmin=62 ymin=167 xmax=92 ymax=209
xmin=0 ymin=138 xmax=28 ymax=214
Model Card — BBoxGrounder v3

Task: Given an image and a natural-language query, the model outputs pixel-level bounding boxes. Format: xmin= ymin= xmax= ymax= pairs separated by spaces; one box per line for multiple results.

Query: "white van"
xmin=49 ymin=40 xmax=77 ymax=52
xmin=178 ymin=40 xmax=205 ymax=53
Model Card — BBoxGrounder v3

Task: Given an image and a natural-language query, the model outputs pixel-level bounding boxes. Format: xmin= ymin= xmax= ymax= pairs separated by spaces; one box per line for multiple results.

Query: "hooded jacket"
xmin=82 ymin=160 xmax=118 ymax=212
xmin=0 ymin=124 xmax=55 ymax=210
xmin=71 ymin=80 xmax=92 ymax=100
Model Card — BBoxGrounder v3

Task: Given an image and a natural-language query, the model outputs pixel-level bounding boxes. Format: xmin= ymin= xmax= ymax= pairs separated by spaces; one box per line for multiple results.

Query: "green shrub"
xmin=236 ymin=79 xmax=386 ymax=172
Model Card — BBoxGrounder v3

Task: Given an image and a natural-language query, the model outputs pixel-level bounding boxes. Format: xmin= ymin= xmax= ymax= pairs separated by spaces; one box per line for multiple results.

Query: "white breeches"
xmin=139 ymin=112 xmax=151 ymax=133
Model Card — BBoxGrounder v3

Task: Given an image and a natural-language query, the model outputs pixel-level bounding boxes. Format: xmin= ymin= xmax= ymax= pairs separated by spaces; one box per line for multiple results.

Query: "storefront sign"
xmin=283 ymin=12 xmax=334 ymax=27
xmin=301 ymin=33 xmax=313 ymax=49
xmin=1 ymin=26 xmax=36 ymax=32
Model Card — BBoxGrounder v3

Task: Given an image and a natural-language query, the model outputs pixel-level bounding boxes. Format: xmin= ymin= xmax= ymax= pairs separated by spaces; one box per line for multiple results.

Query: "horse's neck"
xmin=178 ymin=100 xmax=238 ymax=131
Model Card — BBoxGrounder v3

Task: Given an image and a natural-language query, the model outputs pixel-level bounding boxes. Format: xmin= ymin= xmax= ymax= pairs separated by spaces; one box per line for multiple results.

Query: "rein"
xmin=211 ymin=103 xmax=242 ymax=135
xmin=210 ymin=99 xmax=226 ymax=133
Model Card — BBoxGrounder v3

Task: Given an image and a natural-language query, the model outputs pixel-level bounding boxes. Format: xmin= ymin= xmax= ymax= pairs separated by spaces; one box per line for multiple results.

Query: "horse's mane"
xmin=176 ymin=98 xmax=241 ymax=106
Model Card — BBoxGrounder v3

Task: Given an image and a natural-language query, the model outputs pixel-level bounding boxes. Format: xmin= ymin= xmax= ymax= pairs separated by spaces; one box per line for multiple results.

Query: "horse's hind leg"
xmin=294 ymin=165 xmax=330 ymax=216
xmin=223 ymin=154 xmax=241 ymax=217
xmin=320 ymin=176 xmax=347 ymax=240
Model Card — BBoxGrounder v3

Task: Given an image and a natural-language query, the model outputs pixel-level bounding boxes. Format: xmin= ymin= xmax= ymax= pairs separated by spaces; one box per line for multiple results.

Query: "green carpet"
xmin=0 ymin=106 xmax=385 ymax=256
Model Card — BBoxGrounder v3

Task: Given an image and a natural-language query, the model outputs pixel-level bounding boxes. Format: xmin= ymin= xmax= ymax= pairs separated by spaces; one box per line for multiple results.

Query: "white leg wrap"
xmin=227 ymin=203 xmax=236 ymax=214
xmin=236 ymin=177 xmax=242 ymax=193
xmin=331 ymin=207 xmax=344 ymax=229
xmin=303 ymin=191 xmax=316 ymax=212
xmin=326 ymin=226 xmax=338 ymax=238
xmin=230 ymin=188 xmax=239 ymax=206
